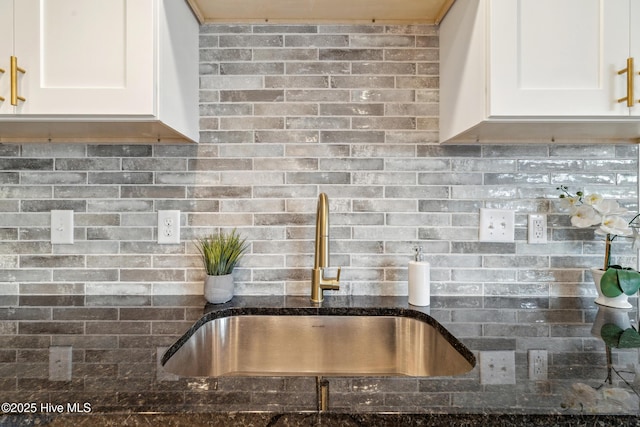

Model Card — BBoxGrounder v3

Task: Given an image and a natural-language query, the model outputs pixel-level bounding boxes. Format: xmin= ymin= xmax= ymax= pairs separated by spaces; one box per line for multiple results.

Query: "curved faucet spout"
xmin=311 ymin=193 xmax=341 ymax=303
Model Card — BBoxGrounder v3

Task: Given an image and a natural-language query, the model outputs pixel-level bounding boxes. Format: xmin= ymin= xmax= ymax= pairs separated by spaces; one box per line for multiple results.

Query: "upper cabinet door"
xmin=631 ymin=0 xmax=640 ymax=111
xmin=0 ymin=0 xmax=13 ymax=114
xmin=12 ymin=0 xmax=154 ymax=115
xmin=489 ymin=0 xmax=632 ymax=117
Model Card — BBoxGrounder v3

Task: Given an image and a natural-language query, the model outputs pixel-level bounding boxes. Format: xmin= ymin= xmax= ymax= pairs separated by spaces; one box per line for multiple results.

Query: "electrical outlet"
xmin=478 ymin=208 xmax=515 ymax=242
xmin=479 ymin=351 xmax=516 ymax=384
xmin=158 ymin=210 xmax=180 ymax=244
xmin=51 ymin=210 xmax=74 ymax=244
xmin=528 ymin=214 xmax=547 ymax=244
xmin=49 ymin=346 xmax=72 ymax=381
xmin=528 ymin=349 xmax=548 ymax=380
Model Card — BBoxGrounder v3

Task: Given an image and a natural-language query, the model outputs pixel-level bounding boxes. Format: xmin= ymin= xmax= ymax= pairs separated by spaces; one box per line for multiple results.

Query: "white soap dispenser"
xmin=408 ymin=246 xmax=430 ymax=306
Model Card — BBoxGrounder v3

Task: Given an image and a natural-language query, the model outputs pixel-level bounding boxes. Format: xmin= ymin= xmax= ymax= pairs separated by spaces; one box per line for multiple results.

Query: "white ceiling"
xmin=186 ymin=0 xmax=455 ymax=25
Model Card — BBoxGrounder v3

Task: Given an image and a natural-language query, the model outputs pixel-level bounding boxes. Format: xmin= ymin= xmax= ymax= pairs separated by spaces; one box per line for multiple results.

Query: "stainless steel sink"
xmin=162 ymin=314 xmax=475 ymax=377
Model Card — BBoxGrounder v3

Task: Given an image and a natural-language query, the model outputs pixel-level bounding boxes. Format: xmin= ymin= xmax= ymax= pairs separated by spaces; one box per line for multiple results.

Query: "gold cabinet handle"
xmin=10 ymin=56 xmax=26 ymax=106
xmin=617 ymin=57 xmax=634 ymax=107
xmin=0 ymin=67 xmax=4 ymax=101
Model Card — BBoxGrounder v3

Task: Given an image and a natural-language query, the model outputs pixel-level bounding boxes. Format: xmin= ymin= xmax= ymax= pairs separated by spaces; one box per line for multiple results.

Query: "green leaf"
xmin=618 ymin=328 xmax=640 ymax=348
xmin=195 ymin=228 xmax=249 ymax=276
xmin=617 ymin=269 xmax=640 ymax=296
xmin=600 ymin=323 xmax=624 ymax=347
xmin=600 ymin=268 xmax=623 ymax=298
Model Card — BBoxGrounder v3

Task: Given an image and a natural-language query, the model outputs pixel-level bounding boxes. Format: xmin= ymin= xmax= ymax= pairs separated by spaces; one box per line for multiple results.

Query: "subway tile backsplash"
xmin=0 ymin=24 xmax=637 ymax=297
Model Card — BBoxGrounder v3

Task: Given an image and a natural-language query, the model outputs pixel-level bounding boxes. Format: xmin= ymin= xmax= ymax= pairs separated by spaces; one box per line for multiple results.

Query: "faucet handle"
xmin=322 ymin=266 xmax=340 ymax=284
xmin=319 ymin=267 xmax=341 ymax=291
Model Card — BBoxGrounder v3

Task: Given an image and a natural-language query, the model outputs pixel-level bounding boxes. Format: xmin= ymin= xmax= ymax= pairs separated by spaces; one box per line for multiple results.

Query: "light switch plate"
xmin=479 ymin=208 xmax=515 ymax=242
xmin=49 ymin=346 xmax=72 ymax=381
xmin=479 ymin=351 xmax=516 ymax=385
xmin=51 ymin=210 xmax=74 ymax=244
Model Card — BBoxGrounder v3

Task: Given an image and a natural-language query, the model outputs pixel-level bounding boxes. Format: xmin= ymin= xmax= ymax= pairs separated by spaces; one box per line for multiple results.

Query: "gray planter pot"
xmin=204 ymin=273 xmax=234 ymax=304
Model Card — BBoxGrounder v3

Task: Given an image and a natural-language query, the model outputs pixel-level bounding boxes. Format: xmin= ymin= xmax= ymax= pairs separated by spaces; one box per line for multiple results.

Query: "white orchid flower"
xmin=596 ymin=215 xmax=633 ymax=236
xmin=560 ymin=196 xmax=581 ymax=211
xmin=583 ymin=193 xmax=603 ymax=206
xmin=570 ymin=205 xmax=601 ymax=228
xmin=558 ymin=187 xmax=639 ymax=271
xmin=592 ymin=198 xmax=629 ymax=216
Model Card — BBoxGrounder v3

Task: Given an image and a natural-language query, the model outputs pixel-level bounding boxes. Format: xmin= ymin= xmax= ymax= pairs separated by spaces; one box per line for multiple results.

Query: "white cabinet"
xmin=440 ymin=0 xmax=640 ymax=143
xmin=0 ymin=0 xmax=12 ymax=110
xmin=0 ymin=0 xmax=199 ymax=143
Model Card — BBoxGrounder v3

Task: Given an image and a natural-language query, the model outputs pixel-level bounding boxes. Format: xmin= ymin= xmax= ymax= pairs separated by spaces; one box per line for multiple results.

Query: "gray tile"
xmin=319 ymin=49 xmax=383 ymax=61
xmin=331 ymin=76 xmax=395 ymax=89
xmin=220 ymin=90 xmax=285 ymax=102
xmin=349 ymin=35 xmax=415 ymax=47
xmin=254 ymin=48 xmax=318 ymax=61
xmin=87 ymin=145 xmax=152 ymax=158
xmin=286 ymin=62 xmax=350 ymax=75
xmin=265 ymin=76 xmax=328 ymax=88
xmin=319 ymin=103 xmax=384 ymax=116
xmin=219 ymin=35 xmax=282 ymax=47
xmin=286 ymin=89 xmax=350 ymax=102
xmin=220 ymin=62 xmax=284 ymax=75
xmin=200 ymin=48 xmax=252 ymax=62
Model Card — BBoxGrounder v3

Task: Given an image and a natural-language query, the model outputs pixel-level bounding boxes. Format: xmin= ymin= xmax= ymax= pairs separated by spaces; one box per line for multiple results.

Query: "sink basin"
xmin=162 ymin=313 xmax=475 ymax=377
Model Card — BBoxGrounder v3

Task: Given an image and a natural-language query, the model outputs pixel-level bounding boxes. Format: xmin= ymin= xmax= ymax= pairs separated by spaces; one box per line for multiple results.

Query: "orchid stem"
xmin=604 ymin=233 xmax=611 ymax=270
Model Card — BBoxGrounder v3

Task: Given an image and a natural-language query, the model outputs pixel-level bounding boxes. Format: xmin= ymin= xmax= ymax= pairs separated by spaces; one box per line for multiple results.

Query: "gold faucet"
xmin=311 ymin=193 xmax=341 ymax=303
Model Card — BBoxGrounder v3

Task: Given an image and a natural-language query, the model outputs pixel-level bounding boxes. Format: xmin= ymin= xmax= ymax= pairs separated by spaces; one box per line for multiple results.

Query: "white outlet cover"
xmin=528 ymin=349 xmax=548 ymax=380
xmin=528 ymin=214 xmax=548 ymax=244
xmin=479 ymin=208 xmax=515 ymax=242
xmin=51 ymin=210 xmax=74 ymax=244
xmin=158 ymin=210 xmax=181 ymax=244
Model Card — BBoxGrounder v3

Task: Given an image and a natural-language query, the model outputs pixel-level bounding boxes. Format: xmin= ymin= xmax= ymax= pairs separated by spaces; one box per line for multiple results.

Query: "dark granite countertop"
xmin=1 ymin=294 xmax=639 ymax=426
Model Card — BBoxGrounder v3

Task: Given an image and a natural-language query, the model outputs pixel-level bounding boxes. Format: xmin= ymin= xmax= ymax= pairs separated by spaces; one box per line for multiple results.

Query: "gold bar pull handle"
xmin=10 ymin=56 xmax=26 ymax=106
xmin=0 ymin=67 xmax=4 ymax=101
xmin=617 ymin=57 xmax=634 ymax=107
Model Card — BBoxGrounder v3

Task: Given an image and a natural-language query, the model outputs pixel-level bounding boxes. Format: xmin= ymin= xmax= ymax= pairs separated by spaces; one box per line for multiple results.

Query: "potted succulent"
xmin=195 ymin=229 xmax=249 ymax=304
xmin=558 ymin=186 xmax=640 ymax=308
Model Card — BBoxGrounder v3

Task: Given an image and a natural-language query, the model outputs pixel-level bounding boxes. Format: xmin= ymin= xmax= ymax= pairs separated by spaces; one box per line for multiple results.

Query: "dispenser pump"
xmin=409 ymin=245 xmax=430 ymax=306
